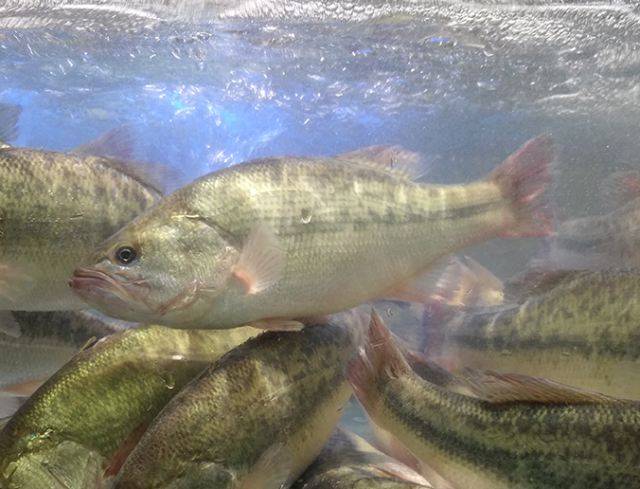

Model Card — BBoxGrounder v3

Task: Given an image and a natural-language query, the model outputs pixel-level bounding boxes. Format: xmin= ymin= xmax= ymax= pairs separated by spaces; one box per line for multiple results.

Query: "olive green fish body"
xmin=292 ymin=429 xmax=432 ymax=489
xmin=436 ymin=270 xmax=640 ymax=399
xmin=550 ymin=199 xmax=640 ymax=269
xmin=352 ymin=315 xmax=640 ymax=489
xmin=0 ymin=148 xmax=160 ymax=310
xmin=0 ymin=310 xmax=125 ymax=394
xmin=115 ymin=322 xmax=360 ymax=488
xmin=0 ymin=324 xmax=258 ymax=488
xmin=76 ymin=137 xmax=552 ymax=329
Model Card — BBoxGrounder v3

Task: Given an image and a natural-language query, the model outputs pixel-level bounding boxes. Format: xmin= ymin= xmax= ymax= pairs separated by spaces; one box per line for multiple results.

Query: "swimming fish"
xmin=291 ymin=429 xmax=432 ymax=489
xmin=426 ymin=267 xmax=640 ymax=400
xmin=0 ymin=310 xmax=127 ymax=418
xmin=114 ymin=318 xmax=363 ymax=488
xmin=0 ymin=103 xmax=162 ymax=313
xmin=348 ymin=312 xmax=640 ymax=489
xmin=71 ymin=136 xmax=553 ymax=330
xmin=543 ymin=169 xmax=640 ymax=270
xmin=0 ymin=324 xmax=258 ymax=489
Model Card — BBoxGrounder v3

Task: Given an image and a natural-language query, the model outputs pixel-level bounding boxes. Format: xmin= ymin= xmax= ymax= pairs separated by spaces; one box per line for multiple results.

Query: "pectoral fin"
xmin=232 ymin=223 xmax=285 ymax=295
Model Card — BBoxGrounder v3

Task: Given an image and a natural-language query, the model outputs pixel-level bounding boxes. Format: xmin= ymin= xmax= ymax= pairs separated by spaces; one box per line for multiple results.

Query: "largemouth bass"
xmin=543 ymin=169 xmax=640 ymax=270
xmin=291 ymin=429 xmax=432 ymax=489
xmin=349 ymin=312 xmax=640 ymax=489
xmin=0 ymin=310 xmax=126 ymax=417
xmin=0 ymin=324 xmax=258 ymax=489
xmin=114 ymin=319 xmax=362 ymax=488
xmin=0 ymin=104 xmax=161 ymax=311
xmin=71 ymin=136 xmax=552 ymax=330
xmin=427 ymin=268 xmax=640 ymax=400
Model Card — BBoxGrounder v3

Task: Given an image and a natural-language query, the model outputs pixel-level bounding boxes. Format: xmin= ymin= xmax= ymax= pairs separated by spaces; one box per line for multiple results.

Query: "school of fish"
xmin=0 ymin=97 xmax=639 ymax=489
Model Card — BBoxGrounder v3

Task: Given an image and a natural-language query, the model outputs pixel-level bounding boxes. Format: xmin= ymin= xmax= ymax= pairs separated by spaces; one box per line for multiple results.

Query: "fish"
xmin=0 ymin=103 xmax=162 ymax=313
xmin=114 ymin=317 xmax=363 ymax=489
xmin=71 ymin=135 xmax=553 ymax=330
xmin=425 ymin=267 xmax=640 ymax=400
xmin=0 ymin=310 xmax=127 ymax=418
xmin=0 ymin=324 xmax=259 ymax=489
xmin=291 ymin=428 xmax=433 ymax=489
xmin=542 ymin=169 xmax=640 ymax=270
xmin=348 ymin=312 xmax=640 ymax=489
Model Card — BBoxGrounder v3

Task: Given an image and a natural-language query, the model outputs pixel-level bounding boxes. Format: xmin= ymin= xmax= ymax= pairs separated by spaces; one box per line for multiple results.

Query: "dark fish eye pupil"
xmin=116 ymin=246 xmax=137 ymax=264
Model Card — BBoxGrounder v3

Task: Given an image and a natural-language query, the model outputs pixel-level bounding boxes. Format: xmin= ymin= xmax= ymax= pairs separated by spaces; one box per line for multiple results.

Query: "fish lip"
xmin=70 ymin=267 xmax=149 ymax=308
xmin=69 ymin=267 xmax=117 ymax=291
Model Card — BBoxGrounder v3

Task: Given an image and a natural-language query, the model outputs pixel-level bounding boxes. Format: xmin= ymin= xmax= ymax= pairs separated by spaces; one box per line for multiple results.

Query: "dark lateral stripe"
xmin=384 ymin=387 xmax=640 ymax=488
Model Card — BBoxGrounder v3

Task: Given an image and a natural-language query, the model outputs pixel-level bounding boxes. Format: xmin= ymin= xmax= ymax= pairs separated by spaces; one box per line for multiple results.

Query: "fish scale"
xmin=114 ymin=321 xmax=360 ymax=488
xmin=73 ymin=136 xmax=552 ymax=329
xmin=350 ymin=314 xmax=640 ymax=489
xmin=431 ymin=269 xmax=640 ymax=400
xmin=0 ymin=147 xmax=160 ymax=311
xmin=0 ymin=324 xmax=258 ymax=489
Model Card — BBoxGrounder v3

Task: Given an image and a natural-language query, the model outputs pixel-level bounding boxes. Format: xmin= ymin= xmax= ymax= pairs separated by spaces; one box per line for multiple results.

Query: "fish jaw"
xmin=69 ymin=267 xmax=152 ymax=322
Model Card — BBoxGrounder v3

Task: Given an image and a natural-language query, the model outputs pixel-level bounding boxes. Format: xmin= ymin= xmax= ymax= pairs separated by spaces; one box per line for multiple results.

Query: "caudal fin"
xmin=347 ymin=311 xmax=411 ymax=413
xmin=490 ymin=135 xmax=554 ymax=238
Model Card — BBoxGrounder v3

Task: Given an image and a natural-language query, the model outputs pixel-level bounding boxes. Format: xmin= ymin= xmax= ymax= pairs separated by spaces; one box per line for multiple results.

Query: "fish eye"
xmin=115 ymin=246 xmax=137 ymax=265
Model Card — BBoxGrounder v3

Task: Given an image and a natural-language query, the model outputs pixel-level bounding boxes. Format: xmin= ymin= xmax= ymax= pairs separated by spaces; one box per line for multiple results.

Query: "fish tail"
xmin=347 ymin=310 xmax=411 ymax=412
xmin=489 ymin=134 xmax=554 ymax=238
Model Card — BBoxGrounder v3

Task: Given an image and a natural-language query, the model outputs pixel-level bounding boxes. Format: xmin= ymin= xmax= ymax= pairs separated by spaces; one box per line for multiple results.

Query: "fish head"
xmin=70 ymin=211 xmax=237 ymax=324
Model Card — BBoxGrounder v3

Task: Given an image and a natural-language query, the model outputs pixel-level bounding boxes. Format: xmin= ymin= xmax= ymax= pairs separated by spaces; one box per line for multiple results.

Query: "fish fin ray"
xmin=490 ymin=134 xmax=554 ymax=238
xmin=461 ymin=369 xmax=619 ymax=404
xmin=336 ymin=145 xmax=430 ymax=181
xmin=73 ymin=125 xmax=137 ymax=161
xmin=232 ymin=223 xmax=285 ymax=295
xmin=74 ymin=126 xmax=180 ymax=194
xmin=0 ymin=103 xmax=21 ymax=146
xmin=347 ymin=310 xmax=411 ymax=412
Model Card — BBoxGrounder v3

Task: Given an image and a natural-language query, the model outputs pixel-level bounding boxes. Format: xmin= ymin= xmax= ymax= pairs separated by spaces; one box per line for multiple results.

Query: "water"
xmin=1 ymin=0 xmax=639 ymax=485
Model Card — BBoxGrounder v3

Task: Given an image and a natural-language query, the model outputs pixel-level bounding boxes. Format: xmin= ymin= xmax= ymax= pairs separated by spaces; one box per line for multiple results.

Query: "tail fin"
xmin=490 ymin=135 xmax=554 ymax=238
xmin=347 ymin=310 xmax=411 ymax=412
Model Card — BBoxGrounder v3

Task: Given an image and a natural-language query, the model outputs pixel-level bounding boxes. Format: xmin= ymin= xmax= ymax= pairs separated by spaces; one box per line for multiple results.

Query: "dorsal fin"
xmin=73 ymin=126 xmax=183 ymax=195
xmin=73 ymin=125 xmax=137 ymax=161
xmin=0 ymin=103 xmax=21 ymax=147
xmin=335 ymin=145 xmax=429 ymax=181
xmin=461 ymin=369 xmax=620 ymax=404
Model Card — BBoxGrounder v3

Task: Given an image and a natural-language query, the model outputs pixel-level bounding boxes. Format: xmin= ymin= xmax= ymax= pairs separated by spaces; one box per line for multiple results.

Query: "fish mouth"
xmin=69 ymin=267 xmax=150 ymax=311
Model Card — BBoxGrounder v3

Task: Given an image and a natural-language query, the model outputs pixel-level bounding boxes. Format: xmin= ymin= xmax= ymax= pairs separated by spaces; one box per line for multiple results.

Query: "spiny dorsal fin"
xmin=73 ymin=125 xmax=137 ymax=161
xmin=0 ymin=103 xmax=21 ymax=147
xmin=336 ymin=145 xmax=429 ymax=181
xmin=461 ymin=369 xmax=620 ymax=405
xmin=73 ymin=126 xmax=182 ymax=195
